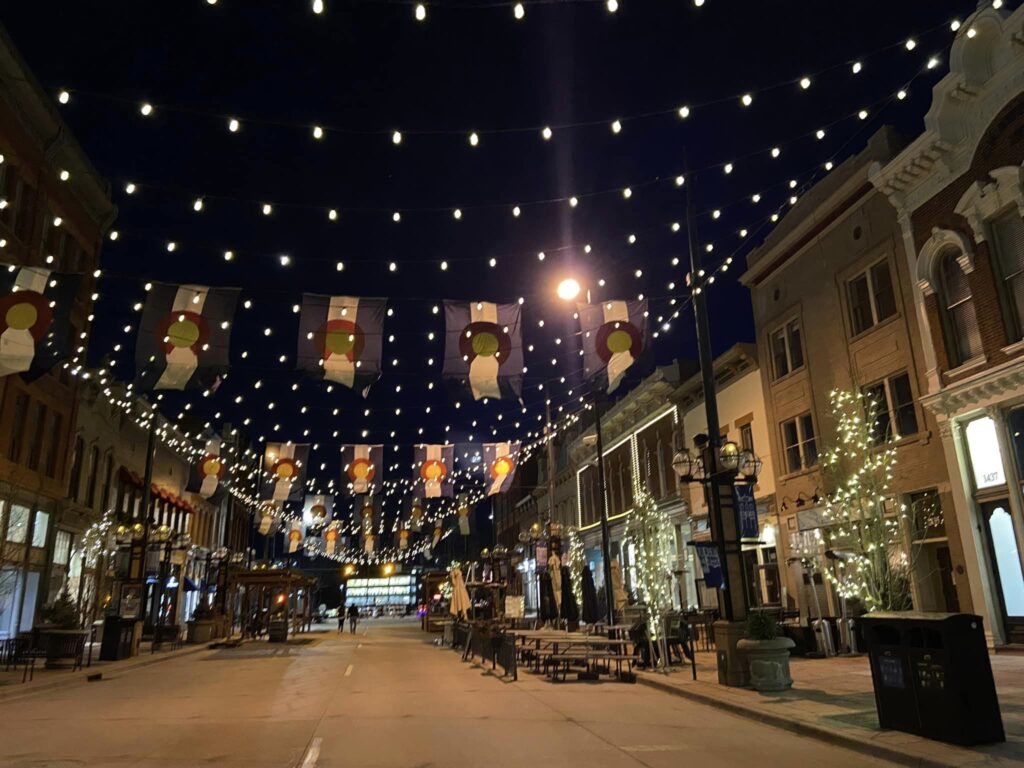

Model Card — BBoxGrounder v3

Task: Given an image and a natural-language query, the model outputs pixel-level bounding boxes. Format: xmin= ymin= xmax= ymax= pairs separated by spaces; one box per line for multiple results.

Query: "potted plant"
xmin=737 ymin=611 xmax=796 ymax=692
xmin=187 ymin=602 xmax=216 ymax=644
xmin=38 ymin=591 xmax=88 ymax=668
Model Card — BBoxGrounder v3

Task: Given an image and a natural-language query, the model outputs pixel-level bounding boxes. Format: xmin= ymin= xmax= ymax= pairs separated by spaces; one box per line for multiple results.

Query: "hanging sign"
xmin=694 ymin=542 xmax=724 ymax=589
xmin=734 ymin=484 xmax=759 ymax=540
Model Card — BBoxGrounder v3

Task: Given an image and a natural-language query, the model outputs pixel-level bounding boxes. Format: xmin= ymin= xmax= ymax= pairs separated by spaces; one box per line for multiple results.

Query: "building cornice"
xmin=920 ymin=354 xmax=1024 ymax=417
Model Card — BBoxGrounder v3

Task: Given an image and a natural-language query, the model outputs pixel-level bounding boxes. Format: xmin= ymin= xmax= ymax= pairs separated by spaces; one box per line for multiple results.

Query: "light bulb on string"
xmin=513 ymin=3 xmax=524 ymax=20
xmin=415 ymin=3 xmax=426 ymax=21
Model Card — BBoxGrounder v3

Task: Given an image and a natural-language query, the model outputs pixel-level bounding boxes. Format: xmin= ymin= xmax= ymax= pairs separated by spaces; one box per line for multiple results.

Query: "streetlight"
xmin=556 ymin=277 xmax=581 ymax=301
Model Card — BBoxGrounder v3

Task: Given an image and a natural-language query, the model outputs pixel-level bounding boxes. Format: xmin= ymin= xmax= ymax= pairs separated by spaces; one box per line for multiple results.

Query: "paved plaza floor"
xmin=0 ymin=618 xmax=897 ymax=768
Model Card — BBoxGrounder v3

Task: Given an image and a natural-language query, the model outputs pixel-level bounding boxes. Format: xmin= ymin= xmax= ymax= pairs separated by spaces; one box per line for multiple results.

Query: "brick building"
xmin=0 ymin=24 xmax=115 ymax=638
xmin=742 ymin=125 xmax=964 ymax=627
xmin=871 ymin=6 xmax=1024 ymax=645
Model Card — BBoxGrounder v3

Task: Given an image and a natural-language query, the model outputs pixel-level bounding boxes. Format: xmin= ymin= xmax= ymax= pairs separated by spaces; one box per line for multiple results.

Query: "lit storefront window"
xmin=966 ymin=417 xmax=1006 ymax=490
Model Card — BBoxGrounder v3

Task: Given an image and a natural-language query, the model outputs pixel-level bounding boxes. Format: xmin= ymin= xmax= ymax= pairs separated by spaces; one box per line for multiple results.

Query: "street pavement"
xmin=0 ymin=618 xmax=897 ymax=767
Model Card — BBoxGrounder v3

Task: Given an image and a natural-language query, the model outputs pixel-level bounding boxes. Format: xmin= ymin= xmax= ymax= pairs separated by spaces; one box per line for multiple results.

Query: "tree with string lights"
xmin=624 ymin=473 xmax=675 ymax=642
xmin=815 ymin=389 xmax=925 ymax=613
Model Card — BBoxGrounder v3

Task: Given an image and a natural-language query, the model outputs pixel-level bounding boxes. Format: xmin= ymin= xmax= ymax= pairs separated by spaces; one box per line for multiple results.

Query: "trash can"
xmin=99 ymin=616 xmax=140 ymax=661
xmin=860 ymin=612 xmax=1004 ymax=745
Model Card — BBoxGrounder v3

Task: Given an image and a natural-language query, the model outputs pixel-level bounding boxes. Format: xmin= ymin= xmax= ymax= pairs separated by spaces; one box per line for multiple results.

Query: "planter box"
xmin=36 ymin=628 xmax=88 ymax=669
xmin=738 ymin=636 xmax=796 ymax=692
xmin=187 ymin=619 xmax=215 ymax=644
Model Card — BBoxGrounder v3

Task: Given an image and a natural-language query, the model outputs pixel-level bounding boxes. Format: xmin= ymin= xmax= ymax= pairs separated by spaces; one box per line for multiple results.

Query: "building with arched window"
xmin=872 ymin=5 xmax=1024 ymax=646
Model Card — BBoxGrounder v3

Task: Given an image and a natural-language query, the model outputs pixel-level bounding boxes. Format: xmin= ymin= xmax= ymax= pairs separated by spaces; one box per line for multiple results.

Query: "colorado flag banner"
xmin=187 ymin=436 xmax=226 ymax=501
xmin=135 ymin=282 xmax=239 ymax=391
xmin=413 ymin=444 xmax=454 ymax=499
xmin=0 ymin=264 xmax=79 ymax=380
xmin=303 ymin=493 xmax=334 ymax=529
xmin=443 ymin=300 xmax=523 ymax=401
xmin=340 ymin=444 xmax=383 ymax=496
xmin=577 ymin=299 xmax=647 ymax=393
xmin=297 ymin=294 xmax=385 ymax=396
xmin=260 ymin=442 xmax=310 ymax=503
xmin=483 ymin=442 xmax=520 ymax=496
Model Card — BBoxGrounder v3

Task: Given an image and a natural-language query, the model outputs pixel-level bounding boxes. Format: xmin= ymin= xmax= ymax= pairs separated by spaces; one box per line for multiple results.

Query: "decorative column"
xmin=989 ymin=407 xmax=1024 ymax=582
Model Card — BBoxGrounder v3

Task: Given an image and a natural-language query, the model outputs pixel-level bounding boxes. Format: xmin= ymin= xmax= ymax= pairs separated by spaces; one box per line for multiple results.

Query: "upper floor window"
xmin=740 ymin=423 xmax=754 ymax=453
xmin=863 ymin=372 xmax=919 ymax=444
xmin=989 ymin=210 xmax=1024 ymax=342
xmin=7 ymin=392 xmax=29 ymax=463
xmin=781 ymin=413 xmax=817 ymax=473
xmin=848 ymin=259 xmax=897 ymax=336
xmin=25 ymin=401 xmax=46 ymax=471
xmin=770 ymin=319 xmax=804 ymax=380
xmin=938 ymin=248 xmax=983 ymax=366
xmin=44 ymin=412 xmax=63 ymax=479
xmin=68 ymin=436 xmax=84 ymax=502
xmin=0 ymin=165 xmax=34 ymax=244
xmin=85 ymin=445 xmax=100 ymax=508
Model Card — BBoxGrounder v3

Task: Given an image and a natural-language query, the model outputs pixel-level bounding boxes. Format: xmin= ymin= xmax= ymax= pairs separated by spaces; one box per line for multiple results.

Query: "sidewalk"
xmin=639 ymin=652 xmax=1024 ymax=768
xmin=0 ymin=639 xmax=212 ymax=702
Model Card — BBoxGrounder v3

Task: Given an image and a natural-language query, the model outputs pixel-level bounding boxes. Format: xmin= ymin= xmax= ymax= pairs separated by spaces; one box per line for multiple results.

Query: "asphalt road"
xmin=0 ymin=619 xmax=895 ymax=767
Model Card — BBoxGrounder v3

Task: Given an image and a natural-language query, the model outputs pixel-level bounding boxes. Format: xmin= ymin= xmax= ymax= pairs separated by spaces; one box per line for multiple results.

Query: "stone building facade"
xmin=0 ymin=24 xmax=115 ymax=637
xmin=870 ymin=6 xmax=1024 ymax=645
xmin=742 ymin=125 xmax=964 ymax=623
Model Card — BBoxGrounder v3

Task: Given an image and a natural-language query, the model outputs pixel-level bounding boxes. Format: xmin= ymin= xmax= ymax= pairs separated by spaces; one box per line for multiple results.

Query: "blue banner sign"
xmin=694 ymin=542 xmax=724 ymax=589
xmin=734 ymin=484 xmax=759 ymax=540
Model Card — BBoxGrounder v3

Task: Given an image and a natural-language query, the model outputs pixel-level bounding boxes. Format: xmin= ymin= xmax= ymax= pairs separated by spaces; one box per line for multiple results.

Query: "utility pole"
xmin=592 ymin=395 xmax=616 ymax=627
xmin=685 ymin=157 xmax=750 ymax=686
xmin=544 ymin=397 xmax=557 ymax=527
xmin=137 ymin=417 xmax=157 ymax=626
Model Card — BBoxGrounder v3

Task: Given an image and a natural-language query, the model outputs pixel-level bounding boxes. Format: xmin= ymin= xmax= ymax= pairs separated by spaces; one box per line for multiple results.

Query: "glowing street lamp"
xmin=556 ymin=278 xmax=581 ymax=301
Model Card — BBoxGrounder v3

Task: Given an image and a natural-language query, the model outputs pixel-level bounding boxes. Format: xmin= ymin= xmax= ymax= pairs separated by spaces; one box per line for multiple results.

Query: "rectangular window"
xmin=848 ymin=260 xmax=897 ymax=336
xmin=770 ymin=320 xmax=804 ymax=381
xmin=863 ymin=372 xmax=919 ymax=444
xmin=44 ymin=412 xmax=62 ymax=478
xmin=26 ymin=402 xmax=46 ymax=471
xmin=7 ymin=392 xmax=29 ymax=462
xmin=740 ymin=423 xmax=754 ymax=453
xmin=782 ymin=414 xmax=817 ymax=473
xmin=6 ymin=504 xmax=29 ymax=543
xmin=31 ymin=510 xmax=48 ymax=549
xmin=990 ymin=210 xmax=1024 ymax=341
xmin=53 ymin=529 xmax=72 ymax=566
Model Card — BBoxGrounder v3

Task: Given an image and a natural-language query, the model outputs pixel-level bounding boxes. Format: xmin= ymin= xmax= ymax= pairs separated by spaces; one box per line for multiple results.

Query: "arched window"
xmin=938 ymin=248 xmax=983 ymax=366
xmin=68 ymin=437 xmax=84 ymax=502
xmin=85 ymin=446 xmax=100 ymax=508
xmin=100 ymin=454 xmax=114 ymax=511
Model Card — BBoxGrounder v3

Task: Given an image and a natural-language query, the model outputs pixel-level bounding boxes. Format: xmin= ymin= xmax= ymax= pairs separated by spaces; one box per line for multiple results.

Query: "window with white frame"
xmin=863 ymin=372 xmax=919 ymax=444
xmin=990 ymin=209 xmax=1024 ymax=342
xmin=848 ymin=259 xmax=897 ymax=336
xmin=770 ymin=319 xmax=804 ymax=380
xmin=781 ymin=413 xmax=817 ymax=473
xmin=938 ymin=248 xmax=983 ymax=365
xmin=31 ymin=510 xmax=48 ymax=549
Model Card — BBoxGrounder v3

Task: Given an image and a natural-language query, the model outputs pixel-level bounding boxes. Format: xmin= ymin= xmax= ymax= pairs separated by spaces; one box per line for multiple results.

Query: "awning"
xmin=119 ymin=466 xmax=197 ymax=515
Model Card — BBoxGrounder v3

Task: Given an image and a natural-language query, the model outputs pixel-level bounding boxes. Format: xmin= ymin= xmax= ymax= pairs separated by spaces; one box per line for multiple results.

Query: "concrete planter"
xmin=187 ymin=619 xmax=215 ymax=644
xmin=737 ymin=636 xmax=796 ymax=692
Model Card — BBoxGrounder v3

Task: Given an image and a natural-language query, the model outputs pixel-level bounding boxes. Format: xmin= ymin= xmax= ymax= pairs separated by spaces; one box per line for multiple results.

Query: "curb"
xmin=0 ymin=642 xmax=210 ymax=703
xmin=638 ymin=675 xmax=959 ymax=768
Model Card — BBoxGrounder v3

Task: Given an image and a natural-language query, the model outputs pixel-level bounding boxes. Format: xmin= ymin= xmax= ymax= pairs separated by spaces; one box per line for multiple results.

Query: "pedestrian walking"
xmin=347 ymin=603 xmax=359 ymax=634
xmin=338 ymin=608 xmax=346 ymax=634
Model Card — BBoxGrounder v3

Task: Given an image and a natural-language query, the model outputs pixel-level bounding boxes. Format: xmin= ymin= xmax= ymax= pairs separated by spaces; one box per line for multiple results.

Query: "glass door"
xmin=982 ymin=500 xmax=1024 ymax=643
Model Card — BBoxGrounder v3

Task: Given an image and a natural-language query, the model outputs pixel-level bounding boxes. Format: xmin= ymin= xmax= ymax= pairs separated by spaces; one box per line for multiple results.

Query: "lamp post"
xmin=556 ymin=277 xmax=615 ymax=626
xmin=677 ymin=155 xmax=761 ymax=685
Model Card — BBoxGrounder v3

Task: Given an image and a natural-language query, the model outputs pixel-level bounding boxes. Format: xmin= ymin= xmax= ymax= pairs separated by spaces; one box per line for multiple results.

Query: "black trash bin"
xmin=99 ymin=616 xmax=138 ymax=661
xmin=860 ymin=612 xmax=1004 ymax=745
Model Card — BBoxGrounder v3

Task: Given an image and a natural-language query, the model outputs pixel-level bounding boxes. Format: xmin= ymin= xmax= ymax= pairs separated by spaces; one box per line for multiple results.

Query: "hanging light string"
xmin=49 ymin=15 xmax=957 ymax=145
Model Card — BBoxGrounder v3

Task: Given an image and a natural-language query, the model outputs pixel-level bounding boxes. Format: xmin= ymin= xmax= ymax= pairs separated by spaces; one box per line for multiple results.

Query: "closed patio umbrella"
xmin=539 ymin=571 xmax=558 ymax=621
xmin=549 ymin=553 xmax=563 ymax=615
xmin=581 ymin=566 xmax=600 ymax=624
xmin=559 ymin=564 xmax=579 ymax=624
xmin=449 ymin=566 xmax=472 ymax=619
xmin=611 ymin=560 xmax=628 ymax=614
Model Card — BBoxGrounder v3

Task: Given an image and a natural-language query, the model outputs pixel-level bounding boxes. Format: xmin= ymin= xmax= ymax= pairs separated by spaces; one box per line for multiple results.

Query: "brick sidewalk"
xmin=639 ymin=652 xmax=1024 ymax=768
xmin=0 ymin=639 xmax=212 ymax=701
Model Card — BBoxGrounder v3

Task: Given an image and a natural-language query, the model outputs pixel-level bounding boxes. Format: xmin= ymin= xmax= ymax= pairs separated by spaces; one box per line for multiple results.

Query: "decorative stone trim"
xmin=916 ymin=227 xmax=975 ymax=295
xmin=954 ymin=164 xmax=1024 ymax=243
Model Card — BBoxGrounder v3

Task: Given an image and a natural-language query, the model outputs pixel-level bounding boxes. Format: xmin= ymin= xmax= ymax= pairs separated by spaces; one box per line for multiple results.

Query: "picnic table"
xmin=509 ymin=629 xmax=637 ymax=681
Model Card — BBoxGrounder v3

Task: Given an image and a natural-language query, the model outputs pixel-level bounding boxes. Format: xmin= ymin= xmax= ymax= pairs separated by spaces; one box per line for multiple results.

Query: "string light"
xmin=415 ymin=3 xmax=426 ymax=21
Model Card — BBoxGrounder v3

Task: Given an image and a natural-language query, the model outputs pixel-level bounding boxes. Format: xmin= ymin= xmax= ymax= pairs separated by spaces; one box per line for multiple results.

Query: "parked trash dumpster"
xmin=860 ymin=612 xmax=1003 ymax=745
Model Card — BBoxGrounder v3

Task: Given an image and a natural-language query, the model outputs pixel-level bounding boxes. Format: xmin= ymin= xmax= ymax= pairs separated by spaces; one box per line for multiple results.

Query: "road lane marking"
xmin=344 ymin=664 xmax=354 ymax=677
xmin=300 ymin=737 xmax=322 ymax=768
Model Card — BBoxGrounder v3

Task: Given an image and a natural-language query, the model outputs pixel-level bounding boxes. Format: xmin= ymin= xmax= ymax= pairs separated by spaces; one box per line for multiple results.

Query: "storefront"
xmin=937 ymin=403 xmax=1024 ymax=646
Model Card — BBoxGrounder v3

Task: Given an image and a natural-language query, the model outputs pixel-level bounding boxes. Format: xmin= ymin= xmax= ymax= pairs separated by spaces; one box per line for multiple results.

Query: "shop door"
xmin=982 ymin=500 xmax=1024 ymax=644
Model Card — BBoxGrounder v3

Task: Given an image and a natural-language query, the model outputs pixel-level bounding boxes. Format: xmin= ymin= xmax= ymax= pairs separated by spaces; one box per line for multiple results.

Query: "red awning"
xmin=118 ymin=466 xmax=195 ymax=514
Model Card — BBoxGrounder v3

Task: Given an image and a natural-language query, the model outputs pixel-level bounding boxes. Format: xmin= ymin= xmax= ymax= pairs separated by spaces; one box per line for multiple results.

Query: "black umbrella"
xmin=560 ymin=565 xmax=579 ymax=623
xmin=581 ymin=566 xmax=601 ymax=624
xmin=539 ymin=571 xmax=558 ymax=621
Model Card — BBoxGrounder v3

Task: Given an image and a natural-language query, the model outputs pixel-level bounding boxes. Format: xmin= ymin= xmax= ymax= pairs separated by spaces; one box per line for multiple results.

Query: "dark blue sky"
xmin=4 ymin=0 xmax=972 ymax=502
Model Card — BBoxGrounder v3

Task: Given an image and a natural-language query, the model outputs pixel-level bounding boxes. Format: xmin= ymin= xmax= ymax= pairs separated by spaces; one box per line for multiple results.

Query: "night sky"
xmin=2 ymin=0 xmax=976 ymax=540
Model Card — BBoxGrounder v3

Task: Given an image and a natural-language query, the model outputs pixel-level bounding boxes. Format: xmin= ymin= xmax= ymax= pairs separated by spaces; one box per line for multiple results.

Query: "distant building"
xmin=0 ymin=24 xmax=115 ymax=637
xmin=870 ymin=6 xmax=1024 ymax=645
xmin=742 ymin=125 xmax=963 ymax=621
